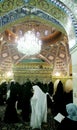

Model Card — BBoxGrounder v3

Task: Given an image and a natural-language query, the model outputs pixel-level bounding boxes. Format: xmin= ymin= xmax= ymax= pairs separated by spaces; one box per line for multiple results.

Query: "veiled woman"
xmin=57 ymin=103 xmax=77 ymax=130
xmin=30 ymin=85 xmax=47 ymax=129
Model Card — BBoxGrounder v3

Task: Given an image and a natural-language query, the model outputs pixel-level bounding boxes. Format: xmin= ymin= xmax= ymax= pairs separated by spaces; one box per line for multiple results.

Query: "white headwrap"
xmin=53 ymin=79 xmax=60 ymax=95
xmin=64 ymin=79 xmax=73 ymax=93
xmin=6 ymin=89 xmax=10 ymax=100
xmin=66 ymin=103 xmax=77 ymax=121
xmin=30 ymin=85 xmax=47 ymax=129
xmin=10 ymin=79 xmax=15 ymax=84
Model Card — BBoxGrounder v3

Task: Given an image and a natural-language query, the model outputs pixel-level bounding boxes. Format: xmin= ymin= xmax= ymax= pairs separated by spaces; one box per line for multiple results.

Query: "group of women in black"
xmin=0 ymin=78 xmax=76 ymax=130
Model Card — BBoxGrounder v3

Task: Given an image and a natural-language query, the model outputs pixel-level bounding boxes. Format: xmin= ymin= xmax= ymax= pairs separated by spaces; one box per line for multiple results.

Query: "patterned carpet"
xmin=0 ymin=105 xmax=59 ymax=130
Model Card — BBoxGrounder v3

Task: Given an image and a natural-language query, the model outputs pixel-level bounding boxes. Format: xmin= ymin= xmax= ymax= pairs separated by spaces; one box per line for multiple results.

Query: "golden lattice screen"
xmin=13 ymin=62 xmax=53 ymax=84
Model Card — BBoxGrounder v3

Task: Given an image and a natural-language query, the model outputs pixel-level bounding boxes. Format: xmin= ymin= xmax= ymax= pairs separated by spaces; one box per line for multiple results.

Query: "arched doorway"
xmin=0 ymin=0 xmax=77 ymax=103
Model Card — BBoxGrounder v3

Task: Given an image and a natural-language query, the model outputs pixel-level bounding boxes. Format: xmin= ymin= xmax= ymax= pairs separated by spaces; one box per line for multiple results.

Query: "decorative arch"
xmin=0 ymin=0 xmax=77 ymax=103
xmin=0 ymin=0 xmax=77 ymax=50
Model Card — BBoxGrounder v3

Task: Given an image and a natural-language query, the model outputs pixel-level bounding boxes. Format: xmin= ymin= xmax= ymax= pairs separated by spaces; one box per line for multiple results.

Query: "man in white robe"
xmin=30 ymin=85 xmax=47 ymax=129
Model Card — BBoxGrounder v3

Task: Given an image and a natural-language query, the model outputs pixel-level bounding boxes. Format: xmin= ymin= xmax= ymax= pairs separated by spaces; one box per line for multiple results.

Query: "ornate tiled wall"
xmin=0 ymin=0 xmax=77 ymax=48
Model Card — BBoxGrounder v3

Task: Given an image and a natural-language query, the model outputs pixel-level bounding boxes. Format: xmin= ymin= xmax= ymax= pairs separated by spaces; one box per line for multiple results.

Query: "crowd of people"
xmin=0 ymin=78 xmax=76 ymax=130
